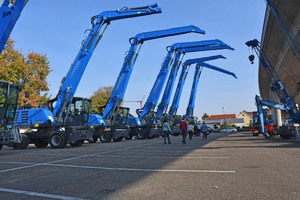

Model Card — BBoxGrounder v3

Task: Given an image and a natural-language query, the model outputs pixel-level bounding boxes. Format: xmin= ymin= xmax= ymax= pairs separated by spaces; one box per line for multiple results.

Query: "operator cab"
xmin=0 ymin=80 xmax=20 ymax=126
xmin=63 ymin=97 xmax=91 ymax=126
xmin=99 ymin=106 xmax=130 ymax=128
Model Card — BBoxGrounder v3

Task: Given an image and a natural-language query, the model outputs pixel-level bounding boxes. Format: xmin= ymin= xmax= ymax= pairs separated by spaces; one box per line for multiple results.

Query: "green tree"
xmin=90 ymin=86 xmax=114 ymax=111
xmin=0 ymin=38 xmax=52 ymax=107
xmin=202 ymin=113 xmax=209 ymax=119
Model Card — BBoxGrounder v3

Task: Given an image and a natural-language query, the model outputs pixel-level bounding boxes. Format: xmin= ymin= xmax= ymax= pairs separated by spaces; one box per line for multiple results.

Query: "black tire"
xmin=13 ymin=134 xmax=29 ymax=150
xmin=113 ymin=137 xmax=123 ymax=142
xmin=70 ymin=140 xmax=84 ymax=147
xmin=34 ymin=139 xmax=49 ymax=148
xmin=125 ymin=135 xmax=133 ymax=140
xmin=89 ymin=136 xmax=98 ymax=143
xmin=280 ymin=135 xmax=292 ymax=139
xmin=0 ymin=144 xmax=3 ymax=150
xmin=100 ymin=132 xmax=112 ymax=143
xmin=137 ymin=130 xmax=147 ymax=140
xmin=50 ymin=132 xmax=67 ymax=149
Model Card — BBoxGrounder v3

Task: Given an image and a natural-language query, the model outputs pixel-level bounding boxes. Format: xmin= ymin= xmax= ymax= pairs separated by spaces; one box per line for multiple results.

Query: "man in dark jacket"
xmin=179 ymin=117 xmax=188 ymax=144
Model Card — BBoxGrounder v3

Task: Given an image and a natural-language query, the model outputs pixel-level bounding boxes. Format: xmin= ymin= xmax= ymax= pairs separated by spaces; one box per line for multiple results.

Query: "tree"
xmin=90 ymin=86 xmax=114 ymax=111
xmin=202 ymin=113 xmax=209 ymax=119
xmin=0 ymin=38 xmax=52 ymax=107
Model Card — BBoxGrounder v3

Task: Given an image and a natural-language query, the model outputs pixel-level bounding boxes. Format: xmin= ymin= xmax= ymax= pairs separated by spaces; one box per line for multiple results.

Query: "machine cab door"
xmin=64 ymin=97 xmax=91 ymax=126
xmin=0 ymin=80 xmax=20 ymax=126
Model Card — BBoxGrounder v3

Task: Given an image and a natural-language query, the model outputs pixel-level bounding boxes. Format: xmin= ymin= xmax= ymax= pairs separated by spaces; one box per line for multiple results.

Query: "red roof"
xmin=204 ymin=114 xmax=236 ymax=120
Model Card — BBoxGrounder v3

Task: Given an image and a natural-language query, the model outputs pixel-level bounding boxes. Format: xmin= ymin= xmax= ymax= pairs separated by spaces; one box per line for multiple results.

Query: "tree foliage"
xmin=0 ymin=38 xmax=52 ymax=107
xmin=90 ymin=86 xmax=114 ymax=112
xmin=202 ymin=113 xmax=209 ymax=119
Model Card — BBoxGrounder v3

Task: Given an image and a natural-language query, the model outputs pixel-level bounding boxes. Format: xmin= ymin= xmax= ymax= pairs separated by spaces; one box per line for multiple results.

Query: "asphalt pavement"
xmin=0 ymin=132 xmax=300 ymax=200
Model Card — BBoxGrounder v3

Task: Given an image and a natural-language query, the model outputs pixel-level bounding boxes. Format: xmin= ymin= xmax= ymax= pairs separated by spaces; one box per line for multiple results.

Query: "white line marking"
xmin=0 ymin=161 xmax=236 ymax=173
xmin=20 ymin=154 xmax=230 ymax=159
xmin=93 ymin=155 xmax=230 ymax=159
xmin=0 ymin=188 xmax=89 ymax=200
xmin=0 ymin=141 xmax=161 ymax=174
xmin=44 ymin=163 xmax=236 ymax=173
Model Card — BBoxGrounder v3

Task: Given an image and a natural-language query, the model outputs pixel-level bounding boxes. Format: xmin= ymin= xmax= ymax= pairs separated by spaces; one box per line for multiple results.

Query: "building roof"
xmin=203 ymin=114 xmax=236 ymax=120
xmin=260 ymin=0 xmax=300 ymax=103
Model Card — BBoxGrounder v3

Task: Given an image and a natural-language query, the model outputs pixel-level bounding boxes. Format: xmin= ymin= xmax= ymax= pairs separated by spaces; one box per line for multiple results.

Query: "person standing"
xmin=197 ymin=123 xmax=201 ymax=137
xmin=179 ymin=117 xmax=188 ymax=144
xmin=201 ymin=121 xmax=208 ymax=140
xmin=162 ymin=119 xmax=171 ymax=144
xmin=188 ymin=122 xmax=194 ymax=140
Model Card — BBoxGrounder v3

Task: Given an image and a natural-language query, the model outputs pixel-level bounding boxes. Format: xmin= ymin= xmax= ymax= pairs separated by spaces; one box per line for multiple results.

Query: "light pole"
xmin=222 ymin=107 xmax=228 ymax=133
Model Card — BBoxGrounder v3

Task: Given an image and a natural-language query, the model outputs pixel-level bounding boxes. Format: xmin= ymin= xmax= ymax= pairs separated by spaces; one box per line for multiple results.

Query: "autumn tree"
xmin=89 ymin=86 xmax=124 ymax=113
xmin=202 ymin=113 xmax=209 ymax=119
xmin=0 ymin=38 xmax=52 ymax=107
xmin=90 ymin=86 xmax=114 ymax=112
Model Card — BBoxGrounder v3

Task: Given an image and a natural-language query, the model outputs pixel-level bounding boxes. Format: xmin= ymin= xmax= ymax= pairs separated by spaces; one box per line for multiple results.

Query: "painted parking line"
xmin=44 ymin=163 xmax=236 ymax=173
xmin=93 ymin=155 xmax=230 ymax=159
xmin=0 ymin=188 xmax=89 ymax=200
xmin=20 ymin=153 xmax=230 ymax=159
xmin=0 ymin=141 xmax=161 ymax=174
xmin=0 ymin=161 xmax=236 ymax=173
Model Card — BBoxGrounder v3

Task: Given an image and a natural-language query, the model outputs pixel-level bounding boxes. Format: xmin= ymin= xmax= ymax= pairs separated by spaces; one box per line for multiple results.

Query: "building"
xmin=259 ymin=0 xmax=300 ymax=126
xmin=237 ymin=110 xmax=253 ymax=127
xmin=203 ymin=114 xmax=245 ymax=129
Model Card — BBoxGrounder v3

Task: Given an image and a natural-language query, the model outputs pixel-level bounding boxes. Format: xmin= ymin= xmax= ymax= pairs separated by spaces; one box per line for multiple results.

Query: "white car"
xmin=220 ymin=127 xmax=237 ymax=133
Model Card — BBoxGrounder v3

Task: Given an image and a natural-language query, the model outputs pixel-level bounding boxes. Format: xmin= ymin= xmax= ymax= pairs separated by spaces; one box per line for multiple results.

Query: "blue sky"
xmin=9 ymin=0 xmax=266 ymax=118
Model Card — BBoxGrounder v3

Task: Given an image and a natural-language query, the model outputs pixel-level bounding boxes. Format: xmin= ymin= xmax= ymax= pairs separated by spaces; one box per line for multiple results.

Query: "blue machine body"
xmin=127 ymin=116 xmax=142 ymax=127
xmin=140 ymin=40 xmax=229 ymax=119
xmin=185 ymin=62 xmax=237 ymax=119
xmin=14 ymin=108 xmax=56 ymax=126
xmin=0 ymin=0 xmax=27 ymax=53
xmin=102 ymin=25 xmax=205 ymax=119
xmin=168 ymin=55 xmax=226 ymax=116
xmin=14 ymin=4 xmax=162 ymax=128
xmin=246 ymin=39 xmax=300 ymax=139
xmin=156 ymin=42 xmax=234 ymax=118
xmin=52 ymin=4 xmax=162 ymax=118
xmin=88 ymin=114 xmax=106 ymax=127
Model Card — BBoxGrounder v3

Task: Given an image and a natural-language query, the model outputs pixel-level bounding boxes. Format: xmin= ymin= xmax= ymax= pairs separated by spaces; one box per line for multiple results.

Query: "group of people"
xmin=162 ymin=117 xmax=209 ymax=144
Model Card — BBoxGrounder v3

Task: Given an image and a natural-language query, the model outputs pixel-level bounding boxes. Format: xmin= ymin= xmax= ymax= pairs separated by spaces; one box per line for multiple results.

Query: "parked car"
xmin=207 ymin=127 xmax=214 ymax=133
xmin=220 ymin=127 xmax=237 ymax=133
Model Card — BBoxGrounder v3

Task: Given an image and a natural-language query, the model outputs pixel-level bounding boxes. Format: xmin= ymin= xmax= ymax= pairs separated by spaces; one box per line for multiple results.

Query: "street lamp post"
xmin=222 ymin=107 xmax=228 ymax=133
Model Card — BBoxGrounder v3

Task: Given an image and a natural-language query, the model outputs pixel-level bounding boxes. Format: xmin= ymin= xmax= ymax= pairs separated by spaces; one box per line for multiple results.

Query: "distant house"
xmin=237 ymin=110 xmax=253 ymax=127
xmin=203 ymin=113 xmax=245 ymax=128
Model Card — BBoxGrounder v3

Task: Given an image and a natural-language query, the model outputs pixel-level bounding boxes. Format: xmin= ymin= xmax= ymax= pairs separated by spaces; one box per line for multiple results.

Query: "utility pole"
xmin=222 ymin=107 xmax=228 ymax=133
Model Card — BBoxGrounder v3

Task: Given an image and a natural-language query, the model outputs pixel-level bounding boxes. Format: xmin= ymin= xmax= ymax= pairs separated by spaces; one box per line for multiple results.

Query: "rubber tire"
xmin=100 ymin=132 xmax=112 ymax=143
xmin=0 ymin=144 xmax=3 ymax=150
xmin=88 ymin=136 xmax=98 ymax=143
xmin=34 ymin=139 xmax=49 ymax=148
xmin=125 ymin=135 xmax=133 ymax=140
xmin=113 ymin=137 xmax=123 ymax=142
xmin=280 ymin=135 xmax=292 ymax=139
xmin=13 ymin=134 xmax=29 ymax=150
xmin=70 ymin=140 xmax=84 ymax=147
xmin=137 ymin=130 xmax=147 ymax=140
xmin=50 ymin=132 xmax=67 ymax=149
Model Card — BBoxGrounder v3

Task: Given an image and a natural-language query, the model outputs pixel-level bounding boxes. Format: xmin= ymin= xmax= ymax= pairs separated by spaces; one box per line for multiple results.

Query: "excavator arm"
xmin=0 ymin=0 xmax=28 ymax=53
xmin=169 ymin=55 xmax=227 ymax=116
xmin=246 ymin=39 xmax=300 ymax=123
xmin=102 ymin=25 xmax=205 ymax=119
xmin=139 ymin=40 xmax=228 ymax=119
xmin=185 ymin=62 xmax=237 ymax=119
xmin=49 ymin=4 xmax=162 ymax=118
xmin=157 ymin=42 xmax=234 ymax=118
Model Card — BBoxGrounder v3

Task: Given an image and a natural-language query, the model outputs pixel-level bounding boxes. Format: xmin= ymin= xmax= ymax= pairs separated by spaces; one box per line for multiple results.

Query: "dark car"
xmin=207 ymin=127 xmax=214 ymax=133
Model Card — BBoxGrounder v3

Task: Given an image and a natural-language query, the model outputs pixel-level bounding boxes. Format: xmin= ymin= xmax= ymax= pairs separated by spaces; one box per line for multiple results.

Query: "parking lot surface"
xmin=0 ymin=132 xmax=300 ymax=200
